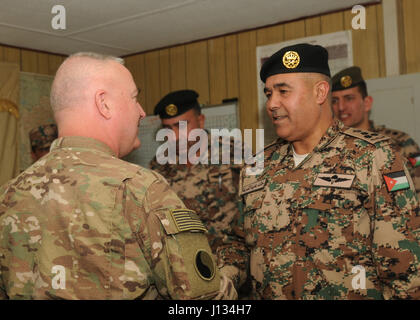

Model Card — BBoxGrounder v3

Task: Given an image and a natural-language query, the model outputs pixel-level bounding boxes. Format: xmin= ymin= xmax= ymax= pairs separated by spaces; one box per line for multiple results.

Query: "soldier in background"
xmin=150 ymin=90 xmax=249 ymax=296
xmin=0 ymin=52 xmax=235 ymax=300
xmin=29 ymin=123 xmax=58 ymax=162
xmin=218 ymin=43 xmax=420 ymax=299
xmin=331 ymin=66 xmax=420 ymax=197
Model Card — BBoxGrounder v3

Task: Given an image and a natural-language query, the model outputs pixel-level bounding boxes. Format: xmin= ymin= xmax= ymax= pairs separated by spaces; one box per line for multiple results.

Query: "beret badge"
xmin=282 ymin=51 xmax=300 ymax=69
xmin=165 ymin=104 xmax=178 ymax=116
xmin=340 ymin=75 xmax=353 ymax=88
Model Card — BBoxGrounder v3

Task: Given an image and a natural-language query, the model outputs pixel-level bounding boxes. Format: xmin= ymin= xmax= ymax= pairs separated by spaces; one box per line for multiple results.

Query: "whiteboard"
xmin=366 ymin=72 xmax=420 ymax=146
xmin=123 ymin=101 xmax=239 ymax=168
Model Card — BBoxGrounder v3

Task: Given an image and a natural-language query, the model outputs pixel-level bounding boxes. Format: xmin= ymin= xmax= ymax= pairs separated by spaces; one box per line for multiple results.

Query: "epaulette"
xmin=343 ymin=128 xmax=390 ymax=145
xmin=253 ymin=138 xmax=283 ymax=157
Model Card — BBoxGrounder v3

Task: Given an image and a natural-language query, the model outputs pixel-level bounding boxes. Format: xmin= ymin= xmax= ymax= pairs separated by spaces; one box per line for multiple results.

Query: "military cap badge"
xmin=165 ymin=104 xmax=178 ymax=116
xmin=340 ymin=75 xmax=353 ymax=88
xmin=282 ymin=51 xmax=300 ymax=69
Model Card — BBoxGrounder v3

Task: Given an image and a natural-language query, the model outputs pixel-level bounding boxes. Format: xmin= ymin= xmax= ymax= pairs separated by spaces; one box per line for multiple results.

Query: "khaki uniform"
xmin=219 ymin=120 xmax=420 ymax=299
xmin=0 ymin=136 xmax=221 ymax=299
xmin=370 ymin=121 xmax=420 ymax=198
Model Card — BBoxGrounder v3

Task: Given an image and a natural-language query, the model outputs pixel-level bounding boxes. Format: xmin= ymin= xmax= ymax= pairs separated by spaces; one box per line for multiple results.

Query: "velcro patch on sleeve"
xmin=383 ymin=171 xmax=410 ymax=192
xmin=170 ymin=209 xmax=207 ymax=233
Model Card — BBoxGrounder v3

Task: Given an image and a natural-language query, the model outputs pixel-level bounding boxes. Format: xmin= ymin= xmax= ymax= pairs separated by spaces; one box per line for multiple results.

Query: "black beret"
xmin=332 ymin=66 xmax=364 ymax=92
xmin=154 ymin=90 xmax=200 ymax=119
xmin=260 ymin=43 xmax=331 ymax=83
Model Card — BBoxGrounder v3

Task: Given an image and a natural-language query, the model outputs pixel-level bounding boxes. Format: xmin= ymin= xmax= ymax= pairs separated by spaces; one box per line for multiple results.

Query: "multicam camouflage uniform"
xmin=370 ymin=121 xmax=420 ymax=198
xmin=218 ymin=120 xmax=420 ymax=300
xmin=0 ymin=136 xmax=221 ymax=299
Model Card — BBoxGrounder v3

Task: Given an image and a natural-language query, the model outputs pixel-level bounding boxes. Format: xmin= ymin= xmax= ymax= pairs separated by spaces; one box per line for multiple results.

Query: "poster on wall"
xmin=256 ymin=30 xmax=354 ymax=144
xmin=19 ymin=72 xmax=55 ymax=171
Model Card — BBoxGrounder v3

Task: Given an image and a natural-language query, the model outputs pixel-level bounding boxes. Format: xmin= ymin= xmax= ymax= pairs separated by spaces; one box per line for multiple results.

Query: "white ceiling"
xmin=0 ymin=0 xmax=379 ymax=57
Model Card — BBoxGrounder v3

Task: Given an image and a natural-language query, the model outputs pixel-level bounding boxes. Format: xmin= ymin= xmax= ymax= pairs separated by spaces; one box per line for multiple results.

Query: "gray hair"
xmin=50 ymin=52 xmax=125 ymax=112
xmin=68 ymin=52 xmax=125 ymax=65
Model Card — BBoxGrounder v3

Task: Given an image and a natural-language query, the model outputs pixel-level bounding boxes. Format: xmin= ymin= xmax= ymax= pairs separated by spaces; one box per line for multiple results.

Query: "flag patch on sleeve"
xmin=170 ymin=209 xmax=207 ymax=233
xmin=408 ymin=152 xmax=420 ymax=168
xmin=383 ymin=171 xmax=410 ymax=192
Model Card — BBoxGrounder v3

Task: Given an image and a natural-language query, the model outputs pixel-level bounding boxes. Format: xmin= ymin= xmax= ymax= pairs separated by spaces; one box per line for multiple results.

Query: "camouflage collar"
xmin=50 ymin=136 xmax=117 ymax=157
xmin=314 ymin=119 xmax=343 ymax=152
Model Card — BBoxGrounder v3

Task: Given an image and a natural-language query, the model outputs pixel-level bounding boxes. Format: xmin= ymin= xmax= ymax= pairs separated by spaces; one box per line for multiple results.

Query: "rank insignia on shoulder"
xmin=383 ymin=171 xmax=410 ymax=192
xmin=313 ymin=173 xmax=355 ymax=189
xmin=240 ymin=179 xmax=266 ymax=196
xmin=408 ymin=152 xmax=420 ymax=168
xmin=170 ymin=209 xmax=207 ymax=233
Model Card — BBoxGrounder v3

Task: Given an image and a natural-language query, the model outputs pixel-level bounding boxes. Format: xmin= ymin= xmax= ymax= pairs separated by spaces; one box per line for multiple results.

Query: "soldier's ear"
xmin=314 ymin=80 xmax=330 ymax=105
xmin=95 ymin=90 xmax=112 ymax=120
xmin=363 ymin=95 xmax=373 ymax=113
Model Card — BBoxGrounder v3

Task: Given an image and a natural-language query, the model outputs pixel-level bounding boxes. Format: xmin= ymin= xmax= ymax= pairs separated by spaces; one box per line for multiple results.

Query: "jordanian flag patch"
xmin=383 ymin=171 xmax=410 ymax=192
xmin=408 ymin=152 xmax=420 ymax=167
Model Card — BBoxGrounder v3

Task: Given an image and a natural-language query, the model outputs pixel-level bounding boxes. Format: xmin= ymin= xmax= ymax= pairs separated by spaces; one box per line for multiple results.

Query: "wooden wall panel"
xmin=159 ymin=49 xmax=171 ymax=99
xmin=169 ymin=45 xmax=186 ymax=92
xmin=3 ymin=47 xmax=21 ymax=65
xmin=256 ymin=24 xmax=284 ymax=46
xmin=305 ymin=16 xmax=321 ymax=36
xmin=144 ymin=51 xmax=161 ymax=114
xmin=238 ymin=31 xmax=258 ymax=132
xmin=208 ymin=37 xmax=227 ymax=105
xmin=402 ymin=0 xmax=420 ymax=74
xmin=21 ymin=49 xmax=38 ymax=73
xmin=37 ymin=52 xmax=49 ymax=75
xmin=224 ymin=34 xmax=239 ymax=100
xmin=320 ymin=12 xmax=344 ymax=34
xmin=284 ymin=20 xmax=305 ymax=40
xmin=186 ymin=41 xmax=210 ymax=105
xmin=344 ymin=5 xmax=382 ymax=79
xmin=125 ymin=54 xmax=146 ymax=109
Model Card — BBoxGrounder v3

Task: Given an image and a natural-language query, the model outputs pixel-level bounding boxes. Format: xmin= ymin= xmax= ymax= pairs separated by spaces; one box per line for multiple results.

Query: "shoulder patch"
xmin=154 ymin=208 xmax=207 ymax=235
xmin=343 ymin=128 xmax=390 ymax=145
xmin=170 ymin=209 xmax=207 ymax=233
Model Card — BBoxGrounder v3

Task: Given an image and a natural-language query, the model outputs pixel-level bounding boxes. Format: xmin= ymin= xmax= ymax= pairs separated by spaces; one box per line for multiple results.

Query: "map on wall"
xmin=19 ymin=72 xmax=55 ymax=170
xmin=256 ymin=30 xmax=354 ymax=145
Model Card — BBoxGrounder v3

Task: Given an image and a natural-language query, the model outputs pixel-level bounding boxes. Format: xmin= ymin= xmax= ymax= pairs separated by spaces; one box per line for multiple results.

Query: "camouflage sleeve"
xmin=216 ymin=200 xmax=250 ymax=289
xmin=216 ymin=167 xmax=250 ymax=290
xmin=401 ymin=138 xmax=420 ymax=197
xmin=139 ymin=173 xmax=221 ymax=299
xmin=371 ymin=143 xmax=420 ymax=299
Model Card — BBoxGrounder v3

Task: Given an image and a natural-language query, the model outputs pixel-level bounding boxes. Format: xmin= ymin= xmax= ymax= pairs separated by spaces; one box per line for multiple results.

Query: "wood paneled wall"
xmin=124 ymin=3 xmax=389 ymax=132
xmin=0 ymin=45 xmax=66 ymax=76
xmin=401 ymin=0 xmax=420 ymax=74
xmin=1 ymin=2 xmax=419 ymax=133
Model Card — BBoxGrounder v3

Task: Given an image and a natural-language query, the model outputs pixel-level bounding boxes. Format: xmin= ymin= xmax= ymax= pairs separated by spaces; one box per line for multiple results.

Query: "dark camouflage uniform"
xmin=0 ymin=136 xmax=221 ymax=299
xmin=29 ymin=124 xmax=58 ymax=152
xmin=218 ymin=120 xmax=420 ymax=299
xmin=370 ymin=121 xmax=420 ymax=198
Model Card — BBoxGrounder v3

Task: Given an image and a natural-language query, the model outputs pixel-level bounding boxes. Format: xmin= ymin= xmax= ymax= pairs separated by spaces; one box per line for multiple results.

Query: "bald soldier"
xmin=218 ymin=43 xmax=420 ymax=299
xmin=0 ymin=52 xmax=236 ymax=300
xmin=331 ymin=66 xmax=420 ymax=198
